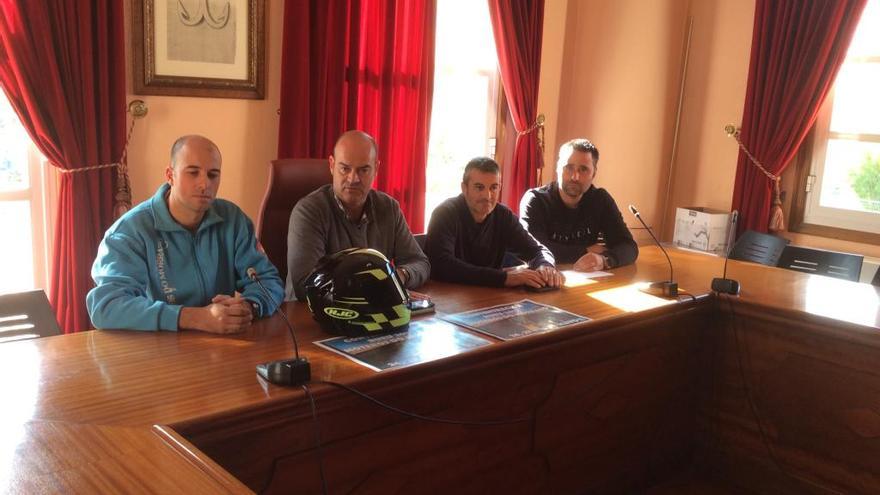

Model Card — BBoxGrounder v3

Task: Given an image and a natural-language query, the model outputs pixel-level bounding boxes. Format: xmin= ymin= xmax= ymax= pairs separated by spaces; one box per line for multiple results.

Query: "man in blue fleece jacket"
xmin=87 ymin=135 xmax=283 ymax=333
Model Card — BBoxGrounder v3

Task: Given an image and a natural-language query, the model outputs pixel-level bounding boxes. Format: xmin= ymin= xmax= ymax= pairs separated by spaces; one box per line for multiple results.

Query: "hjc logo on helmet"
xmin=324 ymin=307 xmax=359 ymax=319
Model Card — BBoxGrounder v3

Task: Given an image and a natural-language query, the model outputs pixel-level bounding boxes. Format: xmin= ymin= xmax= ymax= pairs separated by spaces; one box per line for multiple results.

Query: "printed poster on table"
xmin=442 ymin=299 xmax=590 ymax=341
xmin=315 ymin=317 xmax=492 ymax=372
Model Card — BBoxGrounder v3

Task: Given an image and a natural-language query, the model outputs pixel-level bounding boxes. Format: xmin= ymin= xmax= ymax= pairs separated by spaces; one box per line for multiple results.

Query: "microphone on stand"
xmin=628 ymin=205 xmax=679 ymax=297
xmin=247 ymin=267 xmax=311 ymax=386
xmin=711 ymin=211 xmax=741 ymax=295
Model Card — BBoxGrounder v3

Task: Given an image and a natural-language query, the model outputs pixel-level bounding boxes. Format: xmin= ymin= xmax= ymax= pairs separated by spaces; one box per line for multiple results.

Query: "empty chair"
xmin=0 ymin=290 xmax=61 ymax=343
xmin=777 ymin=245 xmax=864 ymax=282
xmin=255 ymin=159 xmax=331 ymax=281
xmin=729 ymin=229 xmax=790 ymax=266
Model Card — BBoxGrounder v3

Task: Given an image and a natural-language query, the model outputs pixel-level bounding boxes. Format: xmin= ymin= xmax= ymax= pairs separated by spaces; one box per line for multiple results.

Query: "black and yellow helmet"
xmin=304 ymin=248 xmax=411 ymax=337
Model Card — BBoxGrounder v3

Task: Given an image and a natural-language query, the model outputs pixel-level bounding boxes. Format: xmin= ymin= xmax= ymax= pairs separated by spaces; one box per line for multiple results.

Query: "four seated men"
xmin=88 ymin=132 xmax=634 ymax=331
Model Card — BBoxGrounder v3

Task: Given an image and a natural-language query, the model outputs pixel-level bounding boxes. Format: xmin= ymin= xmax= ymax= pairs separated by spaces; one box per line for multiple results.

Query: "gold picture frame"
xmin=132 ymin=0 xmax=265 ymax=99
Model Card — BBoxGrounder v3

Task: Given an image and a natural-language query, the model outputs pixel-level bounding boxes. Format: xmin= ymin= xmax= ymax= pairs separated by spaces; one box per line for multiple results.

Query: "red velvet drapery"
xmin=278 ymin=0 xmax=436 ymax=233
xmin=732 ymin=0 xmax=866 ymax=235
xmin=488 ymin=0 xmax=544 ymax=215
xmin=0 ymin=1 xmax=126 ymax=333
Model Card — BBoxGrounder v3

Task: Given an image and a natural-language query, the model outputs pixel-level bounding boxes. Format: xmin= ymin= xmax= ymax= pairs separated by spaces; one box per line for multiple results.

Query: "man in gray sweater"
xmin=285 ymin=130 xmax=429 ymax=301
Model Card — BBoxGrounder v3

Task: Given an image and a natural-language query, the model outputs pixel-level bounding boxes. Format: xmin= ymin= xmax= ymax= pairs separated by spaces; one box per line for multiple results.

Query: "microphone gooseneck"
xmin=720 ymin=211 xmax=738 ymax=281
xmin=629 ymin=205 xmax=674 ymax=284
xmin=711 ymin=211 xmax=741 ymax=295
xmin=248 ymin=268 xmax=300 ymax=358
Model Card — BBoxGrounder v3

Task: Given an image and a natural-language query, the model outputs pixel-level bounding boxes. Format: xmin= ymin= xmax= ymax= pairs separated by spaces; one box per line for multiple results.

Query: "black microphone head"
xmin=246 ymin=267 xmax=258 ymax=280
xmin=628 ymin=204 xmax=639 ymax=217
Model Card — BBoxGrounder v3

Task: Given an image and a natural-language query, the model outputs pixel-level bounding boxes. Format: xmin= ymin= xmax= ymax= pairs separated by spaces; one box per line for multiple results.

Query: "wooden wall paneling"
xmin=700 ymin=298 xmax=880 ymax=494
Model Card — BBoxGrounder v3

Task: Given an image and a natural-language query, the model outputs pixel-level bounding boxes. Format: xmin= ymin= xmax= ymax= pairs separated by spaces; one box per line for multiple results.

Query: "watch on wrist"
xmin=601 ymin=255 xmax=612 ymax=269
xmin=248 ymin=300 xmax=260 ymax=317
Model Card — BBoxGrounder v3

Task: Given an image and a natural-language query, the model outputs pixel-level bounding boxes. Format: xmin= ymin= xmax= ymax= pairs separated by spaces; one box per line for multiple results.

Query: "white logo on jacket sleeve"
xmin=156 ymin=242 xmax=177 ymax=303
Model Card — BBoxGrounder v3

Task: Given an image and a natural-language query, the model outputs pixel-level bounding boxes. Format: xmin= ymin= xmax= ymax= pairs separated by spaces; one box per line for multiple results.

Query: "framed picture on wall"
xmin=132 ymin=0 xmax=265 ymax=99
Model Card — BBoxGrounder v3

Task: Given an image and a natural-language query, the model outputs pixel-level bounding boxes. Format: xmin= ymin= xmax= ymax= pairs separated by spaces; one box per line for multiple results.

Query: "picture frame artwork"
xmin=133 ymin=0 xmax=265 ymax=99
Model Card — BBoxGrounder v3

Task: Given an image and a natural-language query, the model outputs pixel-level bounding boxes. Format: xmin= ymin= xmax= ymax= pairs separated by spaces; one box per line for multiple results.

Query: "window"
xmin=0 ymin=91 xmax=53 ymax=294
xmin=791 ymin=0 xmax=880 ymax=242
xmin=424 ymin=0 xmax=502 ymax=226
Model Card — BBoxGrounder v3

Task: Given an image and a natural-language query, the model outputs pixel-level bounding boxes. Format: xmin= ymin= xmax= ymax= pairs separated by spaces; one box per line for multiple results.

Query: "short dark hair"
xmin=170 ymin=135 xmax=221 ymax=168
xmin=462 ymin=157 xmax=500 ymax=183
xmin=558 ymin=138 xmax=599 ymax=165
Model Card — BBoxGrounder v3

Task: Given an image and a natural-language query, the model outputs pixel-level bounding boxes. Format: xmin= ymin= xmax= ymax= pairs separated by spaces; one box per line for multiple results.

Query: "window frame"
xmin=788 ymin=61 xmax=880 ymax=245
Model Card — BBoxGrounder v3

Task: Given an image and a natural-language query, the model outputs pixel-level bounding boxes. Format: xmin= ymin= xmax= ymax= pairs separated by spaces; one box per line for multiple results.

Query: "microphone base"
xmin=711 ymin=277 xmax=741 ymax=295
xmin=256 ymin=357 xmax=311 ymax=386
xmin=640 ymin=281 xmax=679 ymax=298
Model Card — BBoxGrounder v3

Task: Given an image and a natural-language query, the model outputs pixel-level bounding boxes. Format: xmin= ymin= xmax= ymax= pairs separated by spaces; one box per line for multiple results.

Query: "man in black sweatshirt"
xmin=520 ymin=138 xmax=638 ymax=271
xmin=425 ymin=157 xmax=564 ymax=288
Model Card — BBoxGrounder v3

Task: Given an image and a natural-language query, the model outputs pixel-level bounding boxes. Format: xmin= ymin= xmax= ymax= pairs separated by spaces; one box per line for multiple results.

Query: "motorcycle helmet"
xmin=304 ymin=248 xmax=411 ymax=337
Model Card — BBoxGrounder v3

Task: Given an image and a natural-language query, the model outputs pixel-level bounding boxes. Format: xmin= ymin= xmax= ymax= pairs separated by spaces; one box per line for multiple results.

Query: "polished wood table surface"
xmin=1 ymin=246 xmax=877 ymax=493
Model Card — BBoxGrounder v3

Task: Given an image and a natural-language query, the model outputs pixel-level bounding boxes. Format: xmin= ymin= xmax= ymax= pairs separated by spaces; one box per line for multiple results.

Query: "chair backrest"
xmin=413 ymin=233 xmax=426 ymax=251
xmin=256 ymin=158 xmax=331 ymax=281
xmin=729 ymin=230 xmax=790 ymax=266
xmin=777 ymin=245 xmax=864 ymax=282
xmin=873 ymin=266 xmax=880 ymax=287
xmin=0 ymin=289 xmax=61 ymax=343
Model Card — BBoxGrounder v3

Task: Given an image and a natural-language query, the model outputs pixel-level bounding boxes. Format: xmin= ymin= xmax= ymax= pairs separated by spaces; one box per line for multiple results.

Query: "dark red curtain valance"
xmin=488 ymin=0 xmax=544 ymax=215
xmin=278 ymin=0 xmax=436 ymax=233
xmin=732 ymin=0 xmax=866 ymax=235
xmin=0 ymin=1 xmax=126 ymax=333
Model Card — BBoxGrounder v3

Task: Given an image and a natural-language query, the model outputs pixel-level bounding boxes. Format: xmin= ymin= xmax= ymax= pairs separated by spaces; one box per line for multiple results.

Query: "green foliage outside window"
xmin=849 ymin=153 xmax=880 ymax=212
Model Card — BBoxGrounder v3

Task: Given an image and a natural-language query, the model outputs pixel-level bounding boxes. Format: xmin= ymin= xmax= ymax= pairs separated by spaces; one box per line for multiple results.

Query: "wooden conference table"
xmin=1 ymin=246 xmax=879 ymax=494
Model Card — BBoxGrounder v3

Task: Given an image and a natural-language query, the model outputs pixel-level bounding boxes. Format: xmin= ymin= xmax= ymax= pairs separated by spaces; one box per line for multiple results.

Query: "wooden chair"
xmin=777 ymin=245 xmax=864 ymax=282
xmin=255 ymin=158 xmax=331 ymax=281
xmin=729 ymin=229 xmax=789 ymax=266
xmin=0 ymin=289 xmax=61 ymax=343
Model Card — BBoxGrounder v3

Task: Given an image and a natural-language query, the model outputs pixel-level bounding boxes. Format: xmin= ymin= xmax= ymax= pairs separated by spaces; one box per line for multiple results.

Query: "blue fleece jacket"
xmin=87 ymin=183 xmax=284 ymax=331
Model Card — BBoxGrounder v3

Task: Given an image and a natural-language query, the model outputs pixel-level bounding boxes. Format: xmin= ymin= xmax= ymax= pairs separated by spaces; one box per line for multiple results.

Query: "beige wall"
xmin=124 ymin=1 xmax=285 ymax=221
xmin=663 ymin=0 xmax=755 ymax=239
xmin=537 ymin=0 xmax=569 ymax=185
xmin=551 ymin=0 xmax=689 ymax=243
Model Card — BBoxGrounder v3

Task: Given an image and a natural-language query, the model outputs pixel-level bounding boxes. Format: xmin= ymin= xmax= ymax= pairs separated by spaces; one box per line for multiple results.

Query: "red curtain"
xmin=0 ymin=1 xmax=125 ymax=333
xmin=732 ymin=0 xmax=866 ymax=235
xmin=488 ymin=0 xmax=544 ymax=215
xmin=278 ymin=0 xmax=436 ymax=233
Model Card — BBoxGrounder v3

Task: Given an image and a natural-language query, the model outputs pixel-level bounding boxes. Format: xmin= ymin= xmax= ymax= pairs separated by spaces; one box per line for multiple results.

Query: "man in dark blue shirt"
xmin=520 ymin=138 xmax=638 ymax=271
xmin=425 ymin=157 xmax=563 ymax=288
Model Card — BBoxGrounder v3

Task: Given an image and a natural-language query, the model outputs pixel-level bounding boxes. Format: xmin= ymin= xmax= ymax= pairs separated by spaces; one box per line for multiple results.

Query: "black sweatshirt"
xmin=519 ymin=182 xmax=638 ymax=267
xmin=425 ymin=195 xmax=555 ymax=287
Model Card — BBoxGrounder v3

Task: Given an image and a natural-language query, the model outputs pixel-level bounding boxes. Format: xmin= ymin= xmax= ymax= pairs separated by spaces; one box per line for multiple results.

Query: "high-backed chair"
xmin=256 ymin=158 xmax=331 ymax=281
xmin=0 ymin=289 xmax=61 ymax=343
xmin=729 ymin=229 xmax=789 ymax=266
xmin=777 ymin=245 xmax=864 ymax=282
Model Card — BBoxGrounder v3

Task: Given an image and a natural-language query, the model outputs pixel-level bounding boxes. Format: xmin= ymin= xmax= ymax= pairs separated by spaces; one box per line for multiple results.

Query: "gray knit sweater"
xmin=285 ymin=185 xmax=429 ymax=300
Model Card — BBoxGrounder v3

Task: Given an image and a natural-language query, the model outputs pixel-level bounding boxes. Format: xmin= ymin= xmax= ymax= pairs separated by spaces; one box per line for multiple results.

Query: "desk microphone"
xmin=711 ymin=211 xmax=741 ymax=295
xmin=628 ymin=205 xmax=678 ymax=297
xmin=247 ymin=267 xmax=311 ymax=386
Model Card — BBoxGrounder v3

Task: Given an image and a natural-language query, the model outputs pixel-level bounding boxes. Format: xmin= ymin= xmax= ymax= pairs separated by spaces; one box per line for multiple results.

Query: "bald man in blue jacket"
xmin=87 ymin=135 xmax=283 ymax=333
